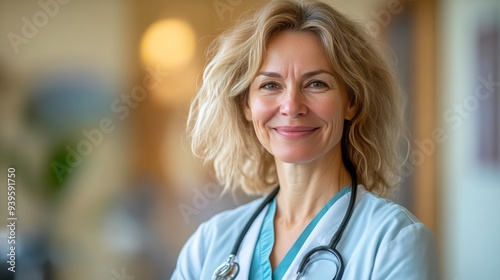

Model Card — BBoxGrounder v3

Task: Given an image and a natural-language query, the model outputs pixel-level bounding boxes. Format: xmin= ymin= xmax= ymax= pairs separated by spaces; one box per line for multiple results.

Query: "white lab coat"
xmin=172 ymin=185 xmax=438 ymax=279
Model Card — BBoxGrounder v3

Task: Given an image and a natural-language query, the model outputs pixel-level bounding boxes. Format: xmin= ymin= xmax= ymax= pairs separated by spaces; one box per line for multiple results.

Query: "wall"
xmin=439 ymin=0 xmax=500 ymax=279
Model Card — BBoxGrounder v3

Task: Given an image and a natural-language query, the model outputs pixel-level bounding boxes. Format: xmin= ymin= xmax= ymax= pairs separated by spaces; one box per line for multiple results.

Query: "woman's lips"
xmin=273 ymin=126 xmax=319 ymax=139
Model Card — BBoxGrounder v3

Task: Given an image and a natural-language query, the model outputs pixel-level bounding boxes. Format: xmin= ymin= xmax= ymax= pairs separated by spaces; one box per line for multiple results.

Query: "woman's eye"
xmin=307 ymin=80 xmax=328 ymax=89
xmin=261 ymin=82 xmax=280 ymax=90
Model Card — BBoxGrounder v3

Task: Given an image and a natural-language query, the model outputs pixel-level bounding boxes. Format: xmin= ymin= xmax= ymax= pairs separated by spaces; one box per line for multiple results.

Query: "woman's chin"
xmin=273 ymin=152 xmax=318 ymax=165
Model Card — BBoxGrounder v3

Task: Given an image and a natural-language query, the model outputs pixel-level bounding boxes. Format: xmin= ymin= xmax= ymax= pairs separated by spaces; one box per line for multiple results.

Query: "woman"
xmin=173 ymin=0 xmax=437 ymax=279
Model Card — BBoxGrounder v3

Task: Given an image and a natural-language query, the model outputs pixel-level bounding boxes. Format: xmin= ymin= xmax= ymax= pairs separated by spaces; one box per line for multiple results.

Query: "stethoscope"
xmin=212 ymin=156 xmax=358 ymax=280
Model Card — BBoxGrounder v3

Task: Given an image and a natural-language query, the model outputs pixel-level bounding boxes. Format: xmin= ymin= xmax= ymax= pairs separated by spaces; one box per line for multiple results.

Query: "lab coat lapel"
xmin=234 ymin=204 xmax=270 ymax=280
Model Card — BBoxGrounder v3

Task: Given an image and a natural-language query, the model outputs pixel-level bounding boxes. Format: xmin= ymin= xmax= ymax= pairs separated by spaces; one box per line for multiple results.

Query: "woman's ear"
xmin=345 ymin=99 xmax=357 ymax=121
xmin=338 ymin=78 xmax=357 ymax=121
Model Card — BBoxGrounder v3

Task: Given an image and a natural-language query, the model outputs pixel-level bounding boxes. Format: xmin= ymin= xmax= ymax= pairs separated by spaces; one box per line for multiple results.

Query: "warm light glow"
xmin=140 ymin=19 xmax=196 ymax=70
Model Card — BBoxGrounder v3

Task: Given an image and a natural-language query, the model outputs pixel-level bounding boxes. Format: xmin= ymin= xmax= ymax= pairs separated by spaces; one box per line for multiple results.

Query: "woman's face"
xmin=245 ymin=31 xmax=356 ymax=164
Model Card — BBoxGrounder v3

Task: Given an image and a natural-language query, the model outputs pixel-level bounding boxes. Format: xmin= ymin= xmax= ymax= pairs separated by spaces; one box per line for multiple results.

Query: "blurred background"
xmin=0 ymin=0 xmax=498 ymax=279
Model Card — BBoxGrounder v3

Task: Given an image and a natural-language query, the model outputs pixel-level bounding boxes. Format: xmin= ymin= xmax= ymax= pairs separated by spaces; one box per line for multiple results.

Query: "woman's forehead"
xmin=259 ymin=31 xmax=335 ymax=74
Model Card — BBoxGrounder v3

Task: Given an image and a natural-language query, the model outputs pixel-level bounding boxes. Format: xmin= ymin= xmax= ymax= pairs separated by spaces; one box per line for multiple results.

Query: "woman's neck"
xmin=274 ymin=151 xmax=351 ymax=225
xmin=269 ymin=151 xmax=352 ymax=269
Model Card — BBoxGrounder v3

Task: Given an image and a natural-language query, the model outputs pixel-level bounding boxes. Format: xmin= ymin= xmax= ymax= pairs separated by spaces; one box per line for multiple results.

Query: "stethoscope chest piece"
xmin=212 ymin=254 xmax=240 ymax=280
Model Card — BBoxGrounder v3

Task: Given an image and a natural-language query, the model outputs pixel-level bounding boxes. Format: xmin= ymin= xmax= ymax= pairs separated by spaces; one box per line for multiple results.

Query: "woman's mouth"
xmin=274 ymin=126 xmax=319 ymax=139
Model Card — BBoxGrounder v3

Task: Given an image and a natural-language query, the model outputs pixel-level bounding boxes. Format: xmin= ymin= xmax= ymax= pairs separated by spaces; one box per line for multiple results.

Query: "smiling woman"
xmin=244 ymin=31 xmax=356 ymax=166
xmin=172 ymin=0 xmax=438 ymax=279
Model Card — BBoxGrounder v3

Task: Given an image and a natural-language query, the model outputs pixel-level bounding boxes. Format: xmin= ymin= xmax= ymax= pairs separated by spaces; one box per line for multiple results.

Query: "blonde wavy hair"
xmin=188 ymin=0 xmax=407 ymax=197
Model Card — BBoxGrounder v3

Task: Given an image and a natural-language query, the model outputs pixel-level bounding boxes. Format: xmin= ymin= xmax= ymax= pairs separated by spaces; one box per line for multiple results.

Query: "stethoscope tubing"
xmin=229 ymin=187 xmax=280 ymax=256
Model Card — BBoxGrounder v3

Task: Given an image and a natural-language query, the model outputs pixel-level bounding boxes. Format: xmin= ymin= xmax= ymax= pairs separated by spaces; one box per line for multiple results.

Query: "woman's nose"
xmin=279 ymin=86 xmax=307 ymax=118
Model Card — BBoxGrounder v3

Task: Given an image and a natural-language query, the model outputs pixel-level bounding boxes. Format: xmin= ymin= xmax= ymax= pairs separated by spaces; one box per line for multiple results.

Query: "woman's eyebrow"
xmin=255 ymin=71 xmax=282 ymax=78
xmin=255 ymin=69 xmax=335 ymax=78
xmin=302 ymin=70 xmax=335 ymax=79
